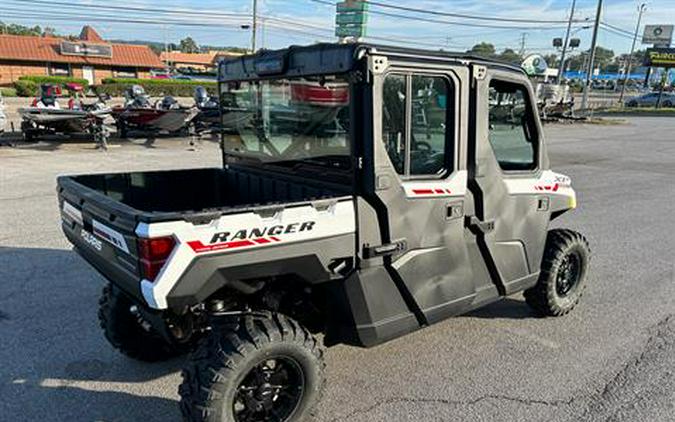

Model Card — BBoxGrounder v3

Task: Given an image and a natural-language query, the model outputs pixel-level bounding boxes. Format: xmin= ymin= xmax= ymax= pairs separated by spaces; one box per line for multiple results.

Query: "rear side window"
xmin=382 ymin=73 xmax=452 ymax=177
xmin=488 ymin=80 xmax=538 ymax=171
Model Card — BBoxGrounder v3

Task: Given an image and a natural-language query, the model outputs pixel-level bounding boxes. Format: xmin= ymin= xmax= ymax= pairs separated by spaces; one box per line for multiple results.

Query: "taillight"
xmin=138 ymin=236 xmax=175 ymax=282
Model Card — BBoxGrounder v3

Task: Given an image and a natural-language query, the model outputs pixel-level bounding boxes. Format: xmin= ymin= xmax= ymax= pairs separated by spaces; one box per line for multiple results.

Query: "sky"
xmin=3 ymin=0 xmax=675 ymax=57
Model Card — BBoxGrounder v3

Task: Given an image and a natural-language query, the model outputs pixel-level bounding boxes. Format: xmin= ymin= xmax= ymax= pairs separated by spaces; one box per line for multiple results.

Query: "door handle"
xmin=466 ymin=216 xmax=495 ymax=234
xmin=446 ymin=201 xmax=464 ymax=220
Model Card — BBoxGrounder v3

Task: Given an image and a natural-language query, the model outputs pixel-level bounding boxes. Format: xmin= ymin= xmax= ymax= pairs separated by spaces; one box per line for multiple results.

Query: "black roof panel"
xmin=217 ymin=42 xmax=523 ymax=82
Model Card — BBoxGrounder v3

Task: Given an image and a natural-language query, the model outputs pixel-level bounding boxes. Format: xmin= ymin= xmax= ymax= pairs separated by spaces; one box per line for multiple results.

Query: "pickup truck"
xmin=58 ymin=42 xmax=590 ymax=422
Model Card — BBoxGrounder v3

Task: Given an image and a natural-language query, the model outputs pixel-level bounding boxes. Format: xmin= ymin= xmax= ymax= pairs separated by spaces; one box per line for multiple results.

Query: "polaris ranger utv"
xmin=57 ymin=43 xmax=590 ymax=422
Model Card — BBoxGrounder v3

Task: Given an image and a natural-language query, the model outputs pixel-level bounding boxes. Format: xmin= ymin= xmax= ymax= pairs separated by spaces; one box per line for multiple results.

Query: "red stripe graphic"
xmin=534 ymin=183 xmax=559 ymax=192
xmin=412 ymin=188 xmax=453 ymax=196
xmin=188 ymin=237 xmax=283 ymax=254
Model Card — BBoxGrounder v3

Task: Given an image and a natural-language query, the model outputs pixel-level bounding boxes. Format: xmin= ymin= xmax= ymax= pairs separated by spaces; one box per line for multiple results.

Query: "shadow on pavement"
xmin=2 ymin=380 xmax=179 ymax=421
xmin=464 ymin=297 xmax=539 ymax=320
xmin=0 ymin=246 xmax=185 ymax=421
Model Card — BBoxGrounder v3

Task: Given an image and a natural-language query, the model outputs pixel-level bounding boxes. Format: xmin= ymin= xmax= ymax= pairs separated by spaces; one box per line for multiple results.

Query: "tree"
xmin=498 ymin=48 xmax=522 ymax=64
xmin=468 ymin=42 xmax=496 ymax=58
xmin=179 ymin=37 xmax=199 ymax=53
xmin=566 ymin=46 xmax=615 ymax=72
xmin=0 ymin=22 xmax=43 ymax=36
xmin=543 ymin=54 xmax=559 ymax=69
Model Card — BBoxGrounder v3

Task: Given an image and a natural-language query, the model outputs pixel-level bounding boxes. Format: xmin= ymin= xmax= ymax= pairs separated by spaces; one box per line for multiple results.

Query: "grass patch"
xmin=0 ymin=87 xmax=17 ymax=97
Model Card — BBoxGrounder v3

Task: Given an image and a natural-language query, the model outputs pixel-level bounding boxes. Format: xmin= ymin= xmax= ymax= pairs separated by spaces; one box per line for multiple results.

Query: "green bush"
xmin=96 ymin=79 xmax=217 ymax=97
xmin=13 ymin=80 xmax=38 ymax=97
xmin=0 ymin=87 xmax=18 ymax=97
xmin=101 ymin=77 xmax=214 ymax=86
xmin=18 ymin=75 xmax=89 ymax=89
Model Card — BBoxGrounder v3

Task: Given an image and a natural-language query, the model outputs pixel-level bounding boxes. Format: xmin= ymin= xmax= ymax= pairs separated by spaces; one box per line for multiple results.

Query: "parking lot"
xmin=1 ymin=117 xmax=674 ymax=421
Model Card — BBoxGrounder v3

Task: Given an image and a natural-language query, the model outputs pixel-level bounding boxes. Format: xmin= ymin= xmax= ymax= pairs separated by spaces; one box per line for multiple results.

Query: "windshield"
xmin=221 ymin=75 xmax=351 ymax=170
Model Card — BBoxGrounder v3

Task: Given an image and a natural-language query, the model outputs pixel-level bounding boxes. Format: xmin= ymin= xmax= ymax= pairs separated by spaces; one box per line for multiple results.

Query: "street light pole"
xmin=581 ymin=0 xmax=603 ymax=111
xmin=557 ymin=0 xmax=577 ymax=84
xmin=251 ymin=0 xmax=258 ymax=53
xmin=618 ymin=3 xmax=647 ymax=104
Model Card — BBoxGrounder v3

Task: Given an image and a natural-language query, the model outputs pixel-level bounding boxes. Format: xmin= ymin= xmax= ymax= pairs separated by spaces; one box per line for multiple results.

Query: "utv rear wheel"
xmin=179 ymin=313 xmax=325 ymax=422
xmin=98 ymin=283 xmax=189 ymax=362
xmin=524 ymin=229 xmax=591 ymax=316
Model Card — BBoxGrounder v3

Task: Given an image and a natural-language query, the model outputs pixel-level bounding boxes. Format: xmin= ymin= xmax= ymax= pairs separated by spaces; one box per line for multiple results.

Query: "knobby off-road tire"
xmin=524 ymin=229 xmax=591 ymax=316
xmin=179 ymin=313 xmax=325 ymax=422
xmin=98 ymin=283 xmax=189 ymax=362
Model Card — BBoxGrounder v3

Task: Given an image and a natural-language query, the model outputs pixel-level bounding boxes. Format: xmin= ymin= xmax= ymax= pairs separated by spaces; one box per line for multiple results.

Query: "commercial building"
xmin=0 ymin=26 xmax=165 ymax=85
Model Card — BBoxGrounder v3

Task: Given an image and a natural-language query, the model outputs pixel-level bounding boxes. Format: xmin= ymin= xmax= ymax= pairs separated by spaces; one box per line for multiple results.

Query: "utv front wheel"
xmin=525 ymin=229 xmax=591 ymax=316
xmin=98 ymin=283 xmax=189 ymax=362
xmin=179 ymin=313 xmax=325 ymax=422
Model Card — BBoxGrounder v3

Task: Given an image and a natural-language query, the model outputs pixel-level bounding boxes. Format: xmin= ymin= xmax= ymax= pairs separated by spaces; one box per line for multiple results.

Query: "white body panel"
xmin=138 ymin=199 xmax=356 ymax=309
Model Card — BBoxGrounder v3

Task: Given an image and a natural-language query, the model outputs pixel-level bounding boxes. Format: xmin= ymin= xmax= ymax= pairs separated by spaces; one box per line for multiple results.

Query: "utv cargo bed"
xmin=59 ymin=166 xmax=351 ymax=223
xmin=57 ymin=166 xmax=352 ymax=299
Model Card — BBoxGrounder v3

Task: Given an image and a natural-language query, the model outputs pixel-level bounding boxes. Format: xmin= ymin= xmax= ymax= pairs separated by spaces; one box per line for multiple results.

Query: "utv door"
xmin=468 ymin=67 xmax=551 ymax=294
xmin=369 ymin=59 xmax=495 ymax=324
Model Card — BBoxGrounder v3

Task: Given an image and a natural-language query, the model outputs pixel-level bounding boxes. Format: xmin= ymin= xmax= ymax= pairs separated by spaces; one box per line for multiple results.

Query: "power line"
xmin=366 ymin=0 xmax=587 ymax=24
xmin=601 ymin=21 xmax=636 ymax=36
xmin=306 ymin=0 xmax=575 ymax=31
xmin=1 ymin=9 xmax=475 ymax=51
xmin=8 ymin=0 xmax=250 ymax=19
xmin=600 ymin=24 xmax=638 ymax=40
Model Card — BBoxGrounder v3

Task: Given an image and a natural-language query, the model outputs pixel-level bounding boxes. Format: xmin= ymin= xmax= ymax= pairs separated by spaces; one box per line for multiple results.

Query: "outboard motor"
xmin=35 ymin=84 xmax=61 ymax=109
xmin=159 ymin=96 xmax=180 ymax=110
xmin=194 ymin=86 xmax=210 ymax=108
xmin=124 ymin=85 xmax=151 ymax=108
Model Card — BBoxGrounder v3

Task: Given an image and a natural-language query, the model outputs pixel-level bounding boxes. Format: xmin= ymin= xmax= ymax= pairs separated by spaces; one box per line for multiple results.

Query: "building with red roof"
xmin=0 ymin=26 xmax=165 ymax=85
xmin=160 ymin=50 xmax=243 ymax=72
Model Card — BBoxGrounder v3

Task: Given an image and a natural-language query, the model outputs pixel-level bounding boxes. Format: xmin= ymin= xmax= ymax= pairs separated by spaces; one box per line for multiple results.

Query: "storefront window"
xmin=49 ymin=63 xmax=71 ymax=77
xmin=114 ymin=68 xmax=138 ymax=78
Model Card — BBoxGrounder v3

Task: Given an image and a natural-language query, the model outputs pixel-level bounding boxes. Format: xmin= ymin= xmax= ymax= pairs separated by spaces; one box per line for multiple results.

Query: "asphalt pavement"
xmin=1 ymin=118 xmax=674 ymax=421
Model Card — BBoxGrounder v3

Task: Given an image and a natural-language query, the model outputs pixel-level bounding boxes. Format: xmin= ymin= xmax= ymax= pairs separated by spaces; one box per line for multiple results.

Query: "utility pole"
xmin=519 ymin=32 xmax=528 ymax=56
xmin=251 ymin=0 xmax=258 ymax=53
xmin=557 ymin=0 xmax=576 ymax=84
xmin=581 ymin=0 xmax=603 ymax=110
xmin=618 ymin=3 xmax=647 ymax=104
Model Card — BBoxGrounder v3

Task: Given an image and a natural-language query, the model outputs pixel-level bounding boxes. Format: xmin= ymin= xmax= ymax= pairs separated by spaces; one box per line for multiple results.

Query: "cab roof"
xmin=218 ymin=42 xmax=524 ymax=82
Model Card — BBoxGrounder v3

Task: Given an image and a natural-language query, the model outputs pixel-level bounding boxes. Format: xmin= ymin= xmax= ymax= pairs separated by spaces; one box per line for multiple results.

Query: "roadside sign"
xmin=336 ymin=25 xmax=367 ymax=38
xmin=335 ymin=1 xmax=368 ymax=40
xmin=336 ymin=12 xmax=367 ymax=25
xmin=642 ymin=25 xmax=673 ymax=46
xmin=644 ymin=48 xmax=675 ymax=68
xmin=521 ymin=54 xmax=548 ymax=76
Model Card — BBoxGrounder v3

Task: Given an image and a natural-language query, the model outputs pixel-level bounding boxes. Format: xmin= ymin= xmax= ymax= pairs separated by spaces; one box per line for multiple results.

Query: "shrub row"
xmin=11 ymin=76 xmax=217 ymax=97
xmin=19 ymin=75 xmax=90 ymax=87
xmin=102 ymin=77 xmax=214 ymax=86
xmin=14 ymin=80 xmax=38 ymax=97
xmin=13 ymin=75 xmax=91 ymax=97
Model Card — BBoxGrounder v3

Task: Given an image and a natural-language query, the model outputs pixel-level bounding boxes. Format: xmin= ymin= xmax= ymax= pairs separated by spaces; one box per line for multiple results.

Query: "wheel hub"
xmin=556 ymin=252 xmax=581 ymax=297
xmin=233 ymin=357 xmax=304 ymax=422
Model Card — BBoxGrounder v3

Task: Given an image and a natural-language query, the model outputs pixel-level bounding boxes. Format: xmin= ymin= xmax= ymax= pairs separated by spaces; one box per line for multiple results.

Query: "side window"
xmin=382 ymin=74 xmax=407 ymax=174
xmin=382 ymin=73 xmax=452 ymax=177
xmin=410 ymin=75 xmax=448 ymax=175
xmin=488 ymin=80 xmax=538 ymax=171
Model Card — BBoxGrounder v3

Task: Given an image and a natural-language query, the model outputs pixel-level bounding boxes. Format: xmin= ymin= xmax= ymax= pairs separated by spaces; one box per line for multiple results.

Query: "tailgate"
xmin=57 ymin=176 xmax=143 ymax=300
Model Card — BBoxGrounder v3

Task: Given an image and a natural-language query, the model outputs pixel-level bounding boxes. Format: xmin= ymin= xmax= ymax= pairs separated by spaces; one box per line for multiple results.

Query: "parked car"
xmin=625 ymin=92 xmax=675 ymax=108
